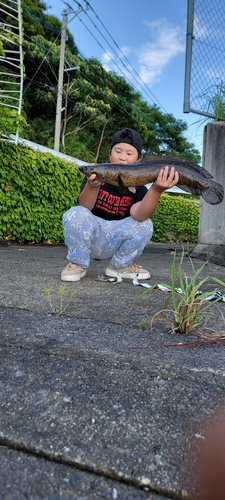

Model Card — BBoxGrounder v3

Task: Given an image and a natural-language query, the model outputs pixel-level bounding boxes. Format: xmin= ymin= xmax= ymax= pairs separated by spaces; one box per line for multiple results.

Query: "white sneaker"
xmin=105 ymin=262 xmax=150 ymax=280
xmin=61 ymin=262 xmax=86 ymax=282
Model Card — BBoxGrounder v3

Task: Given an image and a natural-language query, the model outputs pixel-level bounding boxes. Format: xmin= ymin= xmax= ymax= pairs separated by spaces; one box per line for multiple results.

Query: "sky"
xmin=45 ymin=0 xmax=206 ymax=157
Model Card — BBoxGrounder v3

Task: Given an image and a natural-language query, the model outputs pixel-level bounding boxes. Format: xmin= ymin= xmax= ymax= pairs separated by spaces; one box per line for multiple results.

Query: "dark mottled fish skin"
xmin=79 ymin=156 xmax=224 ymax=205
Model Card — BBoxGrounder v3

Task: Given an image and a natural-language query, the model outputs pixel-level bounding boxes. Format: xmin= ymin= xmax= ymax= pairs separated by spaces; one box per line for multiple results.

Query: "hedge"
xmin=151 ymin=193 xmax=199 ymax=243
xmin=0 ymin=141 xmax=84 ymax=242
xmin=0 ymin=141 xmax=200 ymax=244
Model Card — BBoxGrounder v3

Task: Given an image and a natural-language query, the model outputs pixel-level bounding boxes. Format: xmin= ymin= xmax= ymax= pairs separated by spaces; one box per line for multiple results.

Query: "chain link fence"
xmin=184 ymin=0 xmax=225 ymax=119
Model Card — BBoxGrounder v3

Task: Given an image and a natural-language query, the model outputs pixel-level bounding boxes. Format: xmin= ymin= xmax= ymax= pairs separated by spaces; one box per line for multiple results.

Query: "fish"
xmin=79 ymin=156 xmax=224 ymax=205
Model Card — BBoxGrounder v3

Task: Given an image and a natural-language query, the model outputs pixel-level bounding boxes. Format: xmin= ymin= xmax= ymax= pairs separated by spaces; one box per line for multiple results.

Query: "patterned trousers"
xmin=62 ymin=206 xmax=153 ymax=269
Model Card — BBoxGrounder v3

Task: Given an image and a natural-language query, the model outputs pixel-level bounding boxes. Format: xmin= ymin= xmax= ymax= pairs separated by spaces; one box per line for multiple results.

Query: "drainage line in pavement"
xmin=0 ymin=434 xmax=187 ymax=500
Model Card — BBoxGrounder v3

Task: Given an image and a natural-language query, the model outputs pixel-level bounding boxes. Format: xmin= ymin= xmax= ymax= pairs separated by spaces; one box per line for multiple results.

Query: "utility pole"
xmin=54 ymin=2 xmax=89 ymax=151
xmin=54 ymin=9 xmax=67 ymax=151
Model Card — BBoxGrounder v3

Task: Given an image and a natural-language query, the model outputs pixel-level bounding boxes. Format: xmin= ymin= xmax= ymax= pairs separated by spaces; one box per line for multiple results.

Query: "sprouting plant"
xmin=42 ymin=284 xmax=77 ymax=315
xmin=5 ymin=300 xmax=13 ymax=307
xmin=137 ymin=250 xmax=224 ymax=334
xmin=198 ymin=79 xmax=225 ymax=123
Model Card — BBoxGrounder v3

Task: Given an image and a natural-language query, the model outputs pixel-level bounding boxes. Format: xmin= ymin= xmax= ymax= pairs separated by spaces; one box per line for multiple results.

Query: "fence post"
xmin=190 ymin=122 xmax=225 ymax=264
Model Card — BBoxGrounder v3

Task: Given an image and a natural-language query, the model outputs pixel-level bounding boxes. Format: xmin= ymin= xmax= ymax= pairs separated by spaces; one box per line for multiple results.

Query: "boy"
xmin=61 ymin=127 xmax=179 ymax=281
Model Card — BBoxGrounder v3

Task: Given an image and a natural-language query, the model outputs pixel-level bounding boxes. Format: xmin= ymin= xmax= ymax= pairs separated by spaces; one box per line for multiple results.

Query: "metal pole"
xmin=183 ymin=0 xmax=194 ymax=113
xmin=16 ymin=0 xmax=23 ymax=145
xmin=53 ymin=3 xmax=89 ymax=151
xmin=54 ymin=9 xmax=68 ymax=151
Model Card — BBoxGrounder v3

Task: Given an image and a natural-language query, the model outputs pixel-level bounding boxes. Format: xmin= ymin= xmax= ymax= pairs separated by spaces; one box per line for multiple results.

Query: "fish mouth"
xmin=79 ymin=165 xmax=88 ymax=173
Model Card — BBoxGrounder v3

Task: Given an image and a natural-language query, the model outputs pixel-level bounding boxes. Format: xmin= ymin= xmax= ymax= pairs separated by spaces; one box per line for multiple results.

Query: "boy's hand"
xmin=86 ymin=163 xmax=104 ymax=188
xmin=86 ymin=173 xmax=104 ymax=188
xmin=153 ymin=166 xmax=179 ymax=193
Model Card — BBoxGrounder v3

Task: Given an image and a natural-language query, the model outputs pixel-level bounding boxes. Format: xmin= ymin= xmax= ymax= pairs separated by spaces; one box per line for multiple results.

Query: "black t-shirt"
xmin=80 ymin=178 xmax=148 ymax=221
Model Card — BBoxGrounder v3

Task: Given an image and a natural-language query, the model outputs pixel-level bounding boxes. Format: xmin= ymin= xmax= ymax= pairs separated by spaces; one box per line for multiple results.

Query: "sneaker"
xmin=105 ymin=262 xmax=150 ymax=280
xmin=61 ymin=262 xmax=86 ymax=282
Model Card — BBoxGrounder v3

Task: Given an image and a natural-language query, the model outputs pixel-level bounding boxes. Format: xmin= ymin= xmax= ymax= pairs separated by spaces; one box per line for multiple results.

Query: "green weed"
xmin=5 ymin=300 xmax=13 ymax=307
xmin=42 ymin=284 xmax=77 ymax=315
xmin=137 ymin=250 xmax=224 ymax=334
xmin=195 ymin=79 xmax=225 ymax=124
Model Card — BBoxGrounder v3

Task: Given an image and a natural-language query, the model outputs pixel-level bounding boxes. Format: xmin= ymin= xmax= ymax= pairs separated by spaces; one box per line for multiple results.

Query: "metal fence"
xmin=0 ymin=0 xmax=23 ymax=142
xmin=184 ymin=0 xmax=225 ymax=119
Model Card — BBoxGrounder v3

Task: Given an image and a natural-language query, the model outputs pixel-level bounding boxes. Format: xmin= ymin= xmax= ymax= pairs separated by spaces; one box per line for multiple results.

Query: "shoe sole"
xmin=105 ymin=269 xmax=150 ymax=280
xmin=61 ymin=270 xmax=86 ymax=282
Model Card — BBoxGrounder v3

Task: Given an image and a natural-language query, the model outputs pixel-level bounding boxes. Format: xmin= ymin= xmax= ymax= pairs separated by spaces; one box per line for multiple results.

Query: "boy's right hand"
xmin=87 ymin=173 xmax=104 ymax=188
xmin=153 ymin=166 xmax=179 ymax=193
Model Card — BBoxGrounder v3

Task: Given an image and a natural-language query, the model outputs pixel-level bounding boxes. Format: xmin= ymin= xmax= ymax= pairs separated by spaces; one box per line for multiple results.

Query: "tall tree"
xmin=2 ymin=0 xmax=201 ymax=163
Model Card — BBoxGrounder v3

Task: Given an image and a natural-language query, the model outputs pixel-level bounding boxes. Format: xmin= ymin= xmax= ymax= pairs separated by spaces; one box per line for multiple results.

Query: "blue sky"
xmin=45 ymin=0 xmax=206 ymax=156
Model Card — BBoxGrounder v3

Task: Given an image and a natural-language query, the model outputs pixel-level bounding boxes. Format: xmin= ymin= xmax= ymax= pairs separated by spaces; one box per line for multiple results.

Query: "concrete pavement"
xmin=1 ymin=242 xmax=225 ymax=499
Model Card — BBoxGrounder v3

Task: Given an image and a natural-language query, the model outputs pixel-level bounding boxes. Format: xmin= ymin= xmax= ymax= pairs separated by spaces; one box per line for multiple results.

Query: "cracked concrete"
xmin=1 ymin=242 xmax=225 ymax=499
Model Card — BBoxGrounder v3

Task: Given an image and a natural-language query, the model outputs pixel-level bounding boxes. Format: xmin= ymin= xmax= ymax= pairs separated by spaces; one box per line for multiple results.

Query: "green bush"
xmin=0 ymin=141 xmax=200 ymax=244
xmin=0 ymin=141 xmax=84 ymax=242
xmin=151 ymin=193 xmax=199 ymax=243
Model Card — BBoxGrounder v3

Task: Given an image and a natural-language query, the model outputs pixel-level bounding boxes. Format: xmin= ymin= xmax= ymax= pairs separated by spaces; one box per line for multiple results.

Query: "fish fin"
xmin=177 ymin=184 xmax=204 ymax=196
xmin=118 ymin=174 xmax=126 ymax=193
xmin=202 ymin=181 xmax=224 ymax=205
xmin=198 ymin=166 xmax=214 ymax=180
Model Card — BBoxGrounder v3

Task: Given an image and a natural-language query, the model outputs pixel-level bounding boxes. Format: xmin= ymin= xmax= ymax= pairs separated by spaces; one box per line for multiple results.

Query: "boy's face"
xmin=109 ymin=142 xmax=141 ymax=164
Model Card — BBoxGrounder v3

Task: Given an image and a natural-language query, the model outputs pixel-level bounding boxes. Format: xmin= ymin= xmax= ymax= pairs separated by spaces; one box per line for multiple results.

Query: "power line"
xmin=72 ymin=0 xmax=201 ymax=152
xmin=21 ymin=0 xmax=200 ymax=152
xmin=78 ymin=1 xmax=175 ymax=112
xmin=83 ymin=3 xmax=164 ymax=110
xmin=22 ymin=39 xmax=145 ymax=127
xmin=21 ymin=24 xmax=199 ymax=156
xmin=76 ymin=54 xmax=194 ymax=157
xmin=23 ymin=33 xmax=61 ymax=95
xmin=21 ymin=4 xmax=75 ymax=47
xmin=18 ymin=2 xmax=201 ymax=154
xmin=19 ymin=9 xmax=155 ymax=126
xmin=76 ymin=16 xmax=149 ymax=104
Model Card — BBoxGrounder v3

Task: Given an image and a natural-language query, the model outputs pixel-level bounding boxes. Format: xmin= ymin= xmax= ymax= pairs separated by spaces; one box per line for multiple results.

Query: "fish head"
xmin=79 ymin=164 xmax=95 ymax=175
xmin=79 ymin=164 xmax=106 ymax=182
xmin=79 ymin=163 xmax=120 ymax=185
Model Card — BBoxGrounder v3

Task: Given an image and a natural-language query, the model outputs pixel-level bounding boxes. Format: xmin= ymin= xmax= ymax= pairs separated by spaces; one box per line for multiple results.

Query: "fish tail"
xmin=202 ymin=181 xmax=224 ymax=205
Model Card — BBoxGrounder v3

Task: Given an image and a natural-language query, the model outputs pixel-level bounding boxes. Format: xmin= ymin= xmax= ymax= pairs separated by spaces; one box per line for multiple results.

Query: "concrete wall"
xmin=9 ymin=134 xmax=88 ymax=167
xmin=198 ymin=122 xmax=225 ymax=245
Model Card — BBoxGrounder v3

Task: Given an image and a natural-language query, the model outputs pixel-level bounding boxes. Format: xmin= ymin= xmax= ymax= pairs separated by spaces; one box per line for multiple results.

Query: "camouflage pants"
xmin=62 ymin=206 xmax=153 ymax=269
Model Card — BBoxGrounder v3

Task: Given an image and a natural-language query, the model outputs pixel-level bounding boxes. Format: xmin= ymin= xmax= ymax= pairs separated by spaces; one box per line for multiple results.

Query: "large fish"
xmin=79 ymin=156 xmax=224 ymax=205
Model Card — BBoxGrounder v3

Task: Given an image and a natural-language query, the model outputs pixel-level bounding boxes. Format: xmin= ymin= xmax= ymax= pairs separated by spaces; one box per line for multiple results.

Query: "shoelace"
xmin=127 ymin=262 xmax=143 ymax=272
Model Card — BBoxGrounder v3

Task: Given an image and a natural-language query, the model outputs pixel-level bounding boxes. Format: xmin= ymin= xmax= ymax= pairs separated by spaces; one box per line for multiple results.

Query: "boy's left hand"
xmin=153 ymin=166 xmax=179 ymax=193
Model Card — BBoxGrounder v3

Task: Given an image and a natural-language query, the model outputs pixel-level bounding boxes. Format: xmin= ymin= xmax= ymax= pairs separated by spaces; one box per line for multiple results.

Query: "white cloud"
xmin=100 ymin=17 xmax=185 ymax=87
xmin=101 ymin=51 xmax=114 ymax=72
xmin=137 ymin=18 xmax=185 ymax=84
xmin=193 ymin=13 xmax=224 ymax=42
xmin=101 ymin=49 xmax=134 ymax=81
xmin=101 ymin=46 xmax=132 ymax=73
xmin=120 ymin=45 xmax=131 ymax=57
xmin=193 ymin=14 xmax=209 ymax=39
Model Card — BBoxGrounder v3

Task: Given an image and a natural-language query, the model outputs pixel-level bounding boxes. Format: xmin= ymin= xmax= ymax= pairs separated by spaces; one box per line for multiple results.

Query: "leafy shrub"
xmin=0 ymin=141 xmax=84 ymax=242
xmin=0 ymin=107 xmax=29 ymax=137
xmin=0 ymin=141 xmax=200 ymax=244
xmin=151 ymin=193 xmax=199 ymax=243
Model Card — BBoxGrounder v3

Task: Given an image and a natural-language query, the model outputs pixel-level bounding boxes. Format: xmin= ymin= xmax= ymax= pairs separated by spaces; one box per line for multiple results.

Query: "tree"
xmin=16 ymin=0 xmax=201 ymax=163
